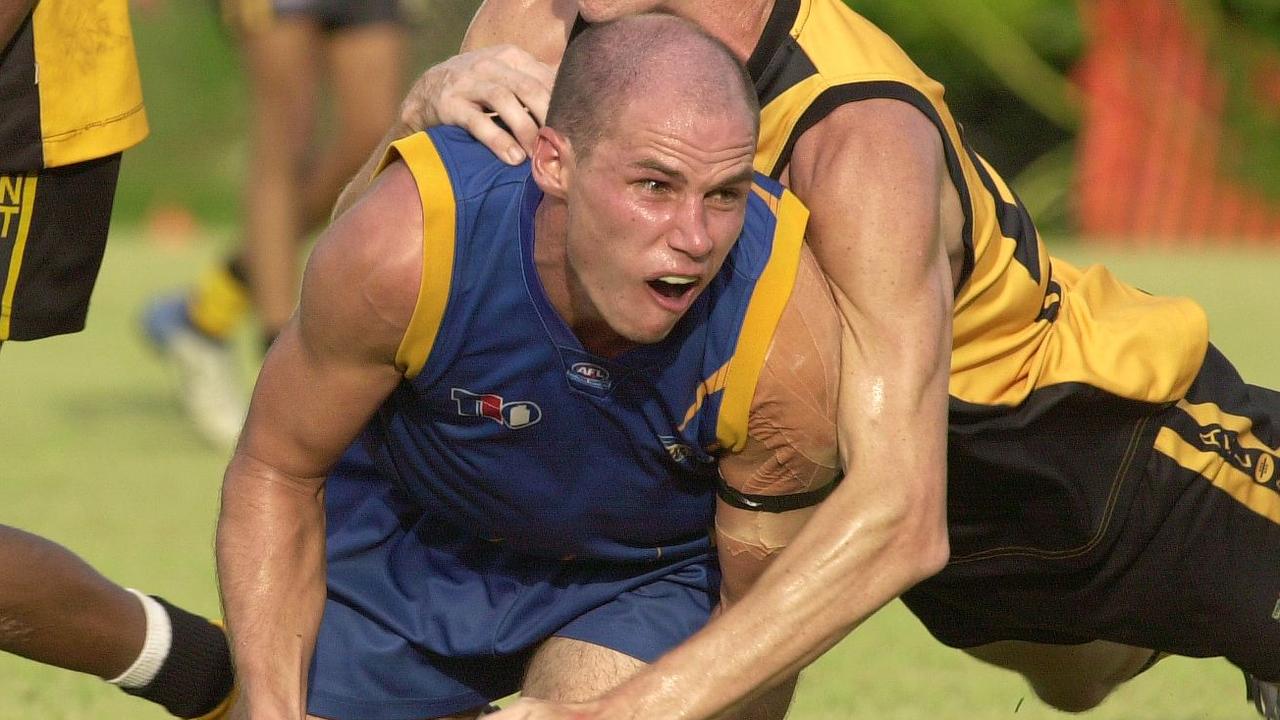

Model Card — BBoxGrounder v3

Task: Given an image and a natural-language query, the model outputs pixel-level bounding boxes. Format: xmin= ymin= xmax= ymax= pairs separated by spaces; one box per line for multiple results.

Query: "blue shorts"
xmin=306 ymin=443 xmax=720 ymax=720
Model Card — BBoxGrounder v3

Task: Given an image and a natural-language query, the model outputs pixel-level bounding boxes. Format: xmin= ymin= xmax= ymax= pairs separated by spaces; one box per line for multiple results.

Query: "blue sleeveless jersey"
xmin=361 ymin=126 xmax=808 ymax=564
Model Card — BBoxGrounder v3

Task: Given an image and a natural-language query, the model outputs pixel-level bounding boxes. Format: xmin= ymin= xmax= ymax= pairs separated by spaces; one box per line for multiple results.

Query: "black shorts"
xmin=0 ymin=154 xmax=121 ymax=342
xmin=219 ymin=0 xmax=410 ymax=34
xmin=903 ymin=344 xmax=1280 ymax=680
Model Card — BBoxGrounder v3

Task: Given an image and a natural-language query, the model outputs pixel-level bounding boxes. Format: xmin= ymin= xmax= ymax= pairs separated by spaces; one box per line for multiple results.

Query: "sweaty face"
xmin=561 ymin=92 xmax=757 ymax=354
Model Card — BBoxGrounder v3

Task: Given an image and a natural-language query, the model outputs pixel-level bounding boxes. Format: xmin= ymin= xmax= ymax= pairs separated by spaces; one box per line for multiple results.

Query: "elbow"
xmin=913 ymin=522 xmax=949 ymax=582
xmin=885 ymin=498 xmax=949 ymax=587
xmin=910 ymin=490 xmax=950 ymax=581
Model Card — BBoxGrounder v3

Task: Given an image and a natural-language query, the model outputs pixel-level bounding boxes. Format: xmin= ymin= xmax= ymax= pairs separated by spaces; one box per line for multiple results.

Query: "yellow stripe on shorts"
xmin=0 ymin=174 xmax=39 ymax=340
xmin=1152 ymin=399 xmax=1280 ymax=523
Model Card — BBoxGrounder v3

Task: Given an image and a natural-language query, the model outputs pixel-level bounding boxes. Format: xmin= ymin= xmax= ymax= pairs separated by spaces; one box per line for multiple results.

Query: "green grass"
xmin=0 ymin=235 xmax=1273 ymax=718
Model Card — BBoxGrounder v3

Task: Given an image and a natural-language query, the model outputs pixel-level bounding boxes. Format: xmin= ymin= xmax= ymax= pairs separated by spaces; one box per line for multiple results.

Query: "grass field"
xmin=1 ymin=232 xmax=1272 ymax=718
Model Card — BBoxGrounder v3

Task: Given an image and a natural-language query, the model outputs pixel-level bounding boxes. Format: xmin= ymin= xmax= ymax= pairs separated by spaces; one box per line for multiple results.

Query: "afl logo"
xmin=1256 ymin=453 xmax=1275 ymax=485
xmin=568 ymin=362 xmax=612 ymax=390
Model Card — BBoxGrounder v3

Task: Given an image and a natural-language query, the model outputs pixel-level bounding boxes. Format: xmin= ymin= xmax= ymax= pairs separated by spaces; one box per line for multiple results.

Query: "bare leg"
xmin=522 ymin=636 xmax=647 ymax=703
xmin=238 ymin=19 xmax=405 ymax=341
xmin=239 ymin=18 xmax=323 ymax=338
xmin=0 ymin=524 xmax=143 ymax=678
xmin=965 ymin=639 xmax=1162 ymax=712
xmin=305 ymin=22 xmax=407 ymax=227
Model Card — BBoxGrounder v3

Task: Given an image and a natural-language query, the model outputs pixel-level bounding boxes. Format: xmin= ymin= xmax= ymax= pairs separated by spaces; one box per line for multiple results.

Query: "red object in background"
xmin=1074 ymin=0 xmax=1280 ymax=245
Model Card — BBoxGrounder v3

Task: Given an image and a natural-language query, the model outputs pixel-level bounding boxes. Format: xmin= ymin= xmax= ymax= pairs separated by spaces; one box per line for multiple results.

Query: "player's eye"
xmin=708 ymin=187 xmax=745 ymax=206
xmin=637 ymin=178 xmax=670 ymax=193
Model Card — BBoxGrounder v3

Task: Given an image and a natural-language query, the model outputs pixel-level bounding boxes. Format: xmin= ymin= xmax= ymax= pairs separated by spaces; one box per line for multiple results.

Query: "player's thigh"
xmin=325 ymin=22 xmax=408 ymax=153
xmin=965 ymin=640 xmax=1156 ymax=712
xmin=522 ymin=636 xmax=647 ymax=702
xmin=239 ymin=15 xmax=325 ymax=152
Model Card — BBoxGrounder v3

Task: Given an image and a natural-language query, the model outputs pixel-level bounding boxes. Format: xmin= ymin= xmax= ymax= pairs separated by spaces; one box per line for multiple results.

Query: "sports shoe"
xmin=143 ymin=294 xmax=246 ymax=450
xmin=1245 ymin=670 xmax=1280 ymax=720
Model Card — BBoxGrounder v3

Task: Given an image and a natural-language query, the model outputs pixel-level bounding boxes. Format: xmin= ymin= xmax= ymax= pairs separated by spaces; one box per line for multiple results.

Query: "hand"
xmin=399 ymin=45 xmax=556 ymax=165
xmin=485 ymin=697 xmax=602 ymax=720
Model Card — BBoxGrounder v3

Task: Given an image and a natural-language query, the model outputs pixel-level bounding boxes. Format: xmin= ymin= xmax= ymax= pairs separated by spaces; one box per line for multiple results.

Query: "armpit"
xmin=721 ymin=247 xmax=842 ymax=498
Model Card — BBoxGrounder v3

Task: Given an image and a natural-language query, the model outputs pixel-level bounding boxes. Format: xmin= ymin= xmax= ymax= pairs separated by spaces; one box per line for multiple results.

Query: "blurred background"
xmin=115 ymin=0 xmax=1280 ymax=246
xmin=2 ymin=0 xmax=1277 ymax=717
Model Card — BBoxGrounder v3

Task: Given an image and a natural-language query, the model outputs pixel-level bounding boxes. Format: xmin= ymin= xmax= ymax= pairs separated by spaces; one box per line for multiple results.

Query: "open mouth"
xmin=647 ymin=276 xmax=698 ymax=300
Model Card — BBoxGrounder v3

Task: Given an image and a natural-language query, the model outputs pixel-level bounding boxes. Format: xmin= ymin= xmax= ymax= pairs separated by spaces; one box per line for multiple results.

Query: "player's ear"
xmin=530 ymin=126 xmax=572 ymax=199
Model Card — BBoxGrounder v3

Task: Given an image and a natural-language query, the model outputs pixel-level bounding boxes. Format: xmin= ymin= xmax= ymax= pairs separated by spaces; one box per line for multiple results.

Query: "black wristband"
xmin=122 ymin=596 xmax=235 ymax=719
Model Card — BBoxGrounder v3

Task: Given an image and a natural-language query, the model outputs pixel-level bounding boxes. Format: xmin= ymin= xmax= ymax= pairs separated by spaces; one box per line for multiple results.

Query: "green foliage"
xmin=1224 ymin=0 xmax=1280 ymax=41
xmin=847 ymin=0 xmax=1082 ymax=171
xmin=1199 ymin=0 xmax=1280 ymax=198
xmin=845 ymin=1 xmax=1082 ymax=233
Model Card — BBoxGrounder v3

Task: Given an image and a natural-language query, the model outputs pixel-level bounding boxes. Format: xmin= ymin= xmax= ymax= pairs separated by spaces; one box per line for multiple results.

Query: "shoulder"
xmin=783 ymin=98 xmax=947 ymax=261
xmin=300 ymin=161 xmax=424 ymax=364
xmin=789 ymin=99 xmax=943 ymax=192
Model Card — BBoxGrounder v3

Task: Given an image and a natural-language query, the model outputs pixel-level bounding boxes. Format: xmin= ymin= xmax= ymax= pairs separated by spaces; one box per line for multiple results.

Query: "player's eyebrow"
xmin=632 ymin=158 xmax=683 ymax=178
xmin=632 ymin=160 xmax=754 ymax=189
xmin=718 ymin=167 xmax=755 ymax=188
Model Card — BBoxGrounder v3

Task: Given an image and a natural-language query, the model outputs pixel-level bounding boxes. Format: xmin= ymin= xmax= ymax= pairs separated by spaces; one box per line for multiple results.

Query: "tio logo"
xmin=451 ymin=388 xmax=542 ymax=429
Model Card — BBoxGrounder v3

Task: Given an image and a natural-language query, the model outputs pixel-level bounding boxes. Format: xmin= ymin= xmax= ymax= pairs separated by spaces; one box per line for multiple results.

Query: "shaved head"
xmin=545 ymin=13 xmax=759 ymax=160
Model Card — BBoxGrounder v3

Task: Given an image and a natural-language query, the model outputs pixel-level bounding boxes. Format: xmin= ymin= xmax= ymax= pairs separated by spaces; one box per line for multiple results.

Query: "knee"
xmin=1030 ymin=679 xmax=1114 ymax=713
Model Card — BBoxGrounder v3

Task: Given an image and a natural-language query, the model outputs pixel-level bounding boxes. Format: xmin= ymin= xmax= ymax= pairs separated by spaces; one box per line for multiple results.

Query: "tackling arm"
xmin=216 ymin=163 xmax=423 ymax=719
xmin=632 ymin=97 xmax=954 ymax=720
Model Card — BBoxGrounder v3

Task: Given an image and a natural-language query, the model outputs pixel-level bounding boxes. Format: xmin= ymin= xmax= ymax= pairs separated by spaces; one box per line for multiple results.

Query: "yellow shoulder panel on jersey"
xmin=754 ymin=0 xmax=948 ymax=177
xmin=715 ymin=185 xmax=809 ymax=453
xmin=380 ymin=133 xmax=457 ymax=379
xmin=32 ymin=0 xmax=148 ymax=166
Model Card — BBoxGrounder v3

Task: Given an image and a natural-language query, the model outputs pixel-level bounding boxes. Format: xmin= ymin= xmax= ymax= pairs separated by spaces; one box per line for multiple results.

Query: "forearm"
xmin=596 ymin=486 xmax=944 ymax=720
xmin=0 ymin=0 xmax=37 ymax=50
xmin=216 ymin=453 xmax=327 ymax=719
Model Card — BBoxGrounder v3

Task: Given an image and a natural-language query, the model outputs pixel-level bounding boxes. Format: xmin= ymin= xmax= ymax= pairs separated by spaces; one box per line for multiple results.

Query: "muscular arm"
xmin=1 ymin=0 xmax=38 ymax=51
xmin=715 ymin=94 xmax=954 ymax=672
xmin=216 ymin=164 xmax=422 ymax=719
xmin=614 ymin=145 xmax=950 ymax=711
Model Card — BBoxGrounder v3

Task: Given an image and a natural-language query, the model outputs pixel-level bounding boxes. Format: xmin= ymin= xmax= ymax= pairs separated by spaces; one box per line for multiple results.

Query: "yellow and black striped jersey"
xmin=746 ymin=0 xmax=1208 ymax=412
xmin=0 ymin=0 xmax=148 ymax=172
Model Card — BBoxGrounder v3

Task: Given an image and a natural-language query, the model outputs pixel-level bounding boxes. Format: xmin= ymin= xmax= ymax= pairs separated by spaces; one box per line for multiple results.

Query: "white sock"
xmin=107 ymin=589 xmax=172 ymax=689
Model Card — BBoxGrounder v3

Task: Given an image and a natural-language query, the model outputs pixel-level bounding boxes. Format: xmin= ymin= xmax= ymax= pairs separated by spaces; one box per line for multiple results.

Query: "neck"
xmin=668 ymin=0 xmax=774 ymax=63
xmin=531 ymin=200 xmax=634 ymax=358
xmin=532 ymin=198 xmax=571 ymax=319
